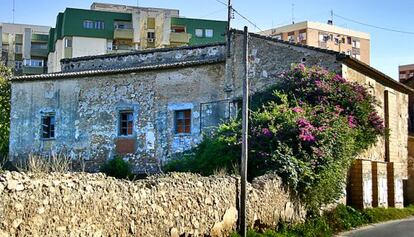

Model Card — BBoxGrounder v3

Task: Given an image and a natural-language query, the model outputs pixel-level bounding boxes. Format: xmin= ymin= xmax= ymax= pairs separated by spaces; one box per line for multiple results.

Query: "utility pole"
xmin=226 ymin=0 xmax=232 ymax=57
xmin=239 ymin=26 xmax=249 ymax=237
xmin=291 ymin=3 xmax=295 ymax=24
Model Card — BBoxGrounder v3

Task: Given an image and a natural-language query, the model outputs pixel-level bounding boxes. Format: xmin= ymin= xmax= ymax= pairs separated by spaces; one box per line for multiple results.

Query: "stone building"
xmin=10 ymin=30 xmax=412 ymax=208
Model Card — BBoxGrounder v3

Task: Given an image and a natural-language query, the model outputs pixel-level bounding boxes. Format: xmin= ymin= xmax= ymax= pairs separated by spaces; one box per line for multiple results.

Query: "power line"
xmin=199 ymin=8 xmax=227 ymax=18
xmin=333 ymin=12 xmax=414 ymax=35
xmin=213 ymin=0 xmax=263 ymax=31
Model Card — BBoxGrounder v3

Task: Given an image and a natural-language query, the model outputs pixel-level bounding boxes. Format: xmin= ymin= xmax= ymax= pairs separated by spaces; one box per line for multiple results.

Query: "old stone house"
xmin=10 ymin=30 xmax=412 ymax=208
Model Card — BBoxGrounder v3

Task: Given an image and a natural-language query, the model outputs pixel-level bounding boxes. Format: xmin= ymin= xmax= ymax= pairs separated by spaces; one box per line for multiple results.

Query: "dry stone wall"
xmin=0 ymin=172 xmax=304 ymax=237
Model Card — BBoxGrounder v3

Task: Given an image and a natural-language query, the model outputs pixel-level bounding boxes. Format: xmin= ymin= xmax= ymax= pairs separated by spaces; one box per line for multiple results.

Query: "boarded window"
xmin=41 ymin=114 xmax=55 ymax=139
xmin=119 ymin=111 xmax=134 ymax=136
xmin=175 ymin=110 xmax=191 ymax=134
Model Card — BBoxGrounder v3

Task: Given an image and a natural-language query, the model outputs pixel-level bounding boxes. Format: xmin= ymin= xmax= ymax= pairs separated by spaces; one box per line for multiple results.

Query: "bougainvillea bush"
xmin=164 ymin=64 xmax=385 ymax=208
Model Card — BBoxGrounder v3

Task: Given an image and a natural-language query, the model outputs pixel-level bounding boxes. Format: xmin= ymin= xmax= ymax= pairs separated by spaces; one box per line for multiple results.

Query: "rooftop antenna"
xmin=291 ymin=3 xmax=295 ymax=24
xmin=12 ymin=0 xmax=15 ymax=23
xmin=331 ymin=10 xmax=334 ymax=24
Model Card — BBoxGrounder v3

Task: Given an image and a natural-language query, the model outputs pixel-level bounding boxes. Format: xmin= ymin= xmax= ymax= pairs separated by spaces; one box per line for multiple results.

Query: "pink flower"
xmin=332 ymin=74 xmax=346 ymax=83
xmin=292 ymin=107 xmax=304 ymax=113
xmin=261 ymin=128 xmax=273 ymax=138
xmin=348 ymin=115 xmax=357 ymax=128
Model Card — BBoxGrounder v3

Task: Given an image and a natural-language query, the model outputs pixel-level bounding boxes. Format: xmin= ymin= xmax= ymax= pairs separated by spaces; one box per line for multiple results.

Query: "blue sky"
xmin=1 ymin=0 xmax=413 ymax=79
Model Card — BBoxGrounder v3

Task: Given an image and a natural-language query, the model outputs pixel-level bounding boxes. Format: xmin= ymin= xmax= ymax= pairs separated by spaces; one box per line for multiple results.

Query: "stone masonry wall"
xmin=60 ymin=44 xmax=225 ymax=72
xmin=10 ymin=63 xmax=228 ymax=173
xmin=0 ymin=172 xmax=304 ymax=237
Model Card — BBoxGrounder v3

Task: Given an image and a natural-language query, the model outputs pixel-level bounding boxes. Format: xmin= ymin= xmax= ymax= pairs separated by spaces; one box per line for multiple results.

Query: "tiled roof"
xmin=11 ymin=58 xmax=225 ymax=82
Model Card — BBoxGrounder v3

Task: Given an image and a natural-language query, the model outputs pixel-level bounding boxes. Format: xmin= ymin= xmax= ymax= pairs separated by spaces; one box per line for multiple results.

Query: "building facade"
xmin=47 ymin=3 xmax=227 ymax=73
xmin=10 ymin=31 xmax=410 ymax=208
xmin=0 ymin=23 xmax=50 ymax=75
xmin=260 ymin=21 xmax=370 ymax=64
xmin=399 ymin=64 xmax=414 ymax=83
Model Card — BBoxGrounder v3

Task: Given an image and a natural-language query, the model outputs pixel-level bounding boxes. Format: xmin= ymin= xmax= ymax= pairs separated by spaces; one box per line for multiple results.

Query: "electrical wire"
xmin=333 ymin=13 xmax=414 ymax=35
xmin=213 ymin=0 xmax=264 ymax=31
xmin=199 ymin=8 xmax=227 ymax=18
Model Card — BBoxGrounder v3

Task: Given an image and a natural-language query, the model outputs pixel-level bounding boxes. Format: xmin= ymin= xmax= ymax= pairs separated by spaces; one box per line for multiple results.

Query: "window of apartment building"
xmin=15 ymin=61 xmax=22 ymax=70
xmin=31 ymin=43 xmax=48 ymax=50
xmin=64 ymin=38 xmax=72 ymax=48
xmin=83 ymin=20 xmax=94 ymax=29
xmin=175 ymin=109 xmax=191 ymax=134
xmin=147 ymin=32 xmax=155 ymax=42
xmin=119 ymin=111 xmax=134 ymax=136
xmin=298 ymin=30 xmax=306 ymax=42
xmin=330 ymin=34 xmax=333 ymax=41
xmin=287 ymin=32 xmax=295 ymax=42
xmin=347 ymin=37 xmax=352 ymax=44
xmin=95 ymin=21 xmax=105 ymax=30
xmin=334 ymin=38 xmax=339 ymax=45
xmin=352 ymin=39 xmax=360 ymax=48
xmin=205 ymin=29 xmax=214 ymax=38
xmin=195 ymin=29 xmax=203 ymax=37
xmin=15 ymin=45 xmax=22 ymax=54
xmin=41 ymin=113 xmax=55 ymax=139
xmin=171 ymin=26 xmax=186 ymax=33
xmin=114 ymin=21 xmax=132 ymax=29
xmin=319 ymin=33 xmax=329 ymax=42
xmin=23 ymin=59 xmax=44 ymax=67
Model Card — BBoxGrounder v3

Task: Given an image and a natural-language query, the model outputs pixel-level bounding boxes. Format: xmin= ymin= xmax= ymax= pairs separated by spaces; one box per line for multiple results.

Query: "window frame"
xmin=195 ymin=29 xmax=204 ymax=38
xmin=174 ymin=109 xmax=192 ymax=134
xmin=205 ymin=29 xmax=214 ymax=38
xmin=41 ymin=113 xmax=56 ymax=140
xmin=118 ymin=110 xmax=134 ymax=137
xmin=83 ymin=20 xmax=94 ymax=29
xmin=94 ymin=21 xmax=105 ymax=30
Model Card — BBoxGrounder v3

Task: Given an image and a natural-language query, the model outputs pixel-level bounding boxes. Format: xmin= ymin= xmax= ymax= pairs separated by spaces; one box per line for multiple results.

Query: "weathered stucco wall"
xmin=61 ymin=44 xmax=225 ymax=72
xmin=228 ymin=32 xmax=342 ymax=97
xmin=10 ymin=63 xmax=227 ymax=173
xmin=0 ymin=172 xmax=304 ymax=237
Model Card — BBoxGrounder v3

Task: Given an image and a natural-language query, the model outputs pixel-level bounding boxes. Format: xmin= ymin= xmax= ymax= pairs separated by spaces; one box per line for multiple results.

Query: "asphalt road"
xmin=338 ymin=217 xmax=414 ymax=237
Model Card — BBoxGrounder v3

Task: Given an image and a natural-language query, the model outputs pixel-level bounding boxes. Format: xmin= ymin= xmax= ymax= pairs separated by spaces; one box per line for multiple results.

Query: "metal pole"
xmin=226 ymin=0 xmax=232 ymax=58
xmin=239 ymin=26 xmax=249 ymax=237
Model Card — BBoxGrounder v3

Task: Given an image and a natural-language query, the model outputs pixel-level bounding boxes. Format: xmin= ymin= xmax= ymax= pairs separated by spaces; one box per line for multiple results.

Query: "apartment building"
xmin=399 ymin=64 xmax=414 ymax=83
xmin=0 ymin=23 xmax=50 ymax=75
xmin=260 ymin=21 xmax=370 ymax=64
xmin=47 ymin=3 xmax=227 ymax=73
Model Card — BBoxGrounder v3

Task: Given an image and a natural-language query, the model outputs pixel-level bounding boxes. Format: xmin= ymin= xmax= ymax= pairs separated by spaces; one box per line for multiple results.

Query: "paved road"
xmin=338 ymin=217 xmax=414 ymax=237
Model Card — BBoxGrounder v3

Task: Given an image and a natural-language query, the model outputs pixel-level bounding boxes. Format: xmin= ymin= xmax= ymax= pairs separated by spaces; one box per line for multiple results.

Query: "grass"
xmin=230 ymin=205 xmax=414 ymax=237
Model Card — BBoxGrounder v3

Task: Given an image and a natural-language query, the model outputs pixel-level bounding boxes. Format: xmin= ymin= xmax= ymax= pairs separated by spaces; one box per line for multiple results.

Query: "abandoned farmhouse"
xmin=9 ymin=30 xmax=414 ymax=208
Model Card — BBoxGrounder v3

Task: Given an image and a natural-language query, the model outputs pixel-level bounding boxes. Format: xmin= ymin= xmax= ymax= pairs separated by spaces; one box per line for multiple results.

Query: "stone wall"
xmin=0 ymin=172 xmax=304 ymax=237
xmin=10 ymin=63 xmax=228 ymax=173
xmin=60 ymin=44 xmax=225 ymax=72
xmin=406 ymin=136 xmax=414 ymax=205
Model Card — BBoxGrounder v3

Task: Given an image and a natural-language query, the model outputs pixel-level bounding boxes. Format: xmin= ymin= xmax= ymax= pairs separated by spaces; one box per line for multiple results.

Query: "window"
xmin=15 ymin=61 xmax=22 ymax=70
xmin=205 ymin=29 xmax=214 ymax=38
xmin=347 ymin=37 xmax=352 ymax=44
xmin=83 ymin=20 xmax=94 ymax=29
xmin=41 ymin=114 xmax=55 ymax=139
xmin=95 ymin=21 xmax=105 ymax=30
xmin=352 ymin=39 xmax=360 ymax=48
xmin=119 ymin=111 xmax=134 ymax=136
xmin=298 ymin=32 xmax=306 ymax=42
xmin=64 ymin=38 xmax=72 ymax=48
xmin=175 ymin=110 xmax=191 ymax=134
xmin=23 ymin=59 xmax=44 ymax=67
xmin=171 ymin=26 xmax=186 ymax=33
xmin=334 ymin=38 xmax=339 ymax=45
xmin=114 ymin=21 xmax=132 ymax=29
xmin=195 ymin=29 xmax=203 ymax=37
xmin=147 ymin=32 xmax=155 ymax=42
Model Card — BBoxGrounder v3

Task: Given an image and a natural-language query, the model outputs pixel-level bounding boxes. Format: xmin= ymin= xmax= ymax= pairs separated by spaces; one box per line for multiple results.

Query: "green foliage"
xmin=230 ymin=205 xmax=414 ymax=237
xmin=100 ymin=156 xmax=132 ymax=179
xmin=0 ymin=64 xmax=12 ymax=159
xmin=165 ymin=65 xmax=384 ymax=208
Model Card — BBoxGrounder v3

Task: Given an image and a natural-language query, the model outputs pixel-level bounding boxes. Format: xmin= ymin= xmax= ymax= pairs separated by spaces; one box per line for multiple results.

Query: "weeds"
xmin=15 ymin=152 xmax=72 ymax=173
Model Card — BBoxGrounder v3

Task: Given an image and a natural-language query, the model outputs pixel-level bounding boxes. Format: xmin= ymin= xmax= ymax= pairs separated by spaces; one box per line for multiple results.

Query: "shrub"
xmin=165 ymin=65 xmax=384 ymax=208
xmin=0 ymin=65 xmax=12 ymax=158
xmin=100 ymin=156 xmax=132 ymax=179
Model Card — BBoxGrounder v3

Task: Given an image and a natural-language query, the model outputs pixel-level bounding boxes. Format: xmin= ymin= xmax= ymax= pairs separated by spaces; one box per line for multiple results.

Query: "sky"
xmin=1 ymin=0 xmax=413 ymax=79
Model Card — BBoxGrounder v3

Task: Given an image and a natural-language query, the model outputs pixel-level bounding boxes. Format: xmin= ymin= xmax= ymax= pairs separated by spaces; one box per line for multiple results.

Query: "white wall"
xmin=72 ymin=37 xmax=107 ymax=58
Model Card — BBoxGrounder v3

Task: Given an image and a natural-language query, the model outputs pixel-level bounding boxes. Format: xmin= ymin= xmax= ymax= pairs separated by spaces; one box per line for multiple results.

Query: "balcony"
xmin=32 ymin=34 xmax=49 ymax=43
xmin=31 ymin=48 xmax=48 ymax=57
xmin=114 ymin=29 xmax=133 ymax=40
xmin=170 ymin=32 xmax=191 ymax=45
xmin=22 ymin=66 xmax=47 ymax=75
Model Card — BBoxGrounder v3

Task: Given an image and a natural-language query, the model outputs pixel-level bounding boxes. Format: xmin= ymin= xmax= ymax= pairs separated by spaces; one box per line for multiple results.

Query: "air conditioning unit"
xmin=147 ymin=38 xmax=155 ymax=43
